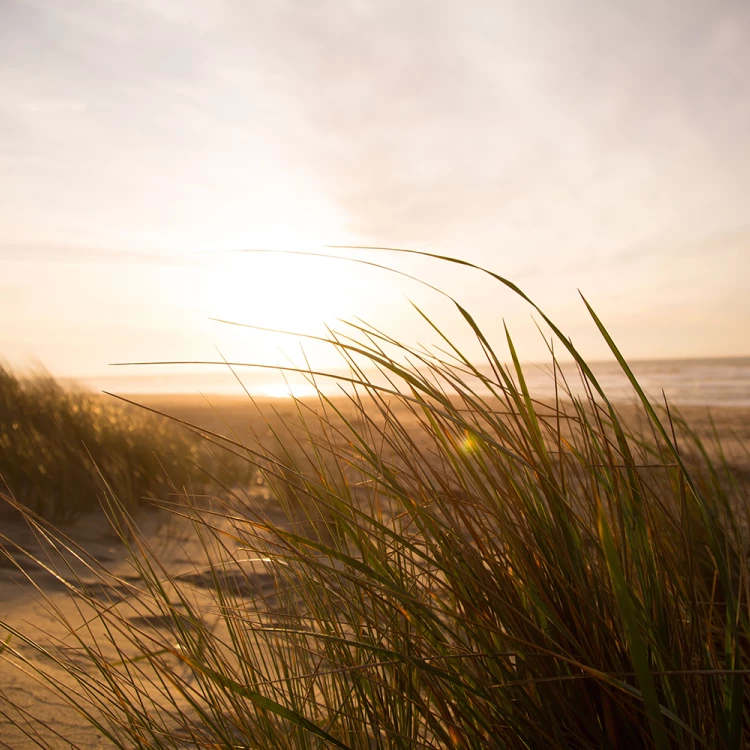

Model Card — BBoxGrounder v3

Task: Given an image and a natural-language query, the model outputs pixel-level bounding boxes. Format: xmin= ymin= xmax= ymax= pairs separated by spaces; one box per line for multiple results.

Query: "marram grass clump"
xmin=1 ymin=254 xmax=749 ymax=749
xmin=0 ymin=365 xmax=249 ymax=521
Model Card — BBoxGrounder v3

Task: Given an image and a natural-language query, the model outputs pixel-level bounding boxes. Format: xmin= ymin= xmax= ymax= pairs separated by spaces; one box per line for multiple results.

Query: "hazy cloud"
xmin=1 ymin=0 xmax=748 ymax=373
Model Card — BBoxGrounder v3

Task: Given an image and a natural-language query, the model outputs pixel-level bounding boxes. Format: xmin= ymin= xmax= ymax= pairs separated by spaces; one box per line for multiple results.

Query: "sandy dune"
xmin=1 ymin=395 xmax=749 ymax=748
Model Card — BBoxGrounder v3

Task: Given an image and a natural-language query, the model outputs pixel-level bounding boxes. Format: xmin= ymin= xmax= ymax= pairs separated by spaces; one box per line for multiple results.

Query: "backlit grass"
xmin=0 ymin=365 xmax=250 ymax=521
xmin=1 ymin=253 xmax=748 ymax=748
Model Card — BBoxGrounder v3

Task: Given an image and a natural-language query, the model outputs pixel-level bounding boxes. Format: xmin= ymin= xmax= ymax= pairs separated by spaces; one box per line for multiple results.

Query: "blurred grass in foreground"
xmin=0 ymin=365 xmax=250 ymax=521
xmin=1 ymin=251 xmax=749 ymax=749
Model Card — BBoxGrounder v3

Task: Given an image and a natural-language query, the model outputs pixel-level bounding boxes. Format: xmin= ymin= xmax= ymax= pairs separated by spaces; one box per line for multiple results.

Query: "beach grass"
xmin=1 ymin=254 xmax=749 ymax=748
xmin=0 ymin=365 xmax=251 ymax=521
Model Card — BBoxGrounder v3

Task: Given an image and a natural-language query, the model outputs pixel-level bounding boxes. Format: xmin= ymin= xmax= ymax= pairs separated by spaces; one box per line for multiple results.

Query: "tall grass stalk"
xmin=1 ymin=253 xmax=749 ymax=748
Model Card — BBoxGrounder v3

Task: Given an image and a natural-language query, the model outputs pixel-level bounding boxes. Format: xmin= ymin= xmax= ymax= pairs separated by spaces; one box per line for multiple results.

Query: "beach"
xmin=1 ymin=386 xmax=749 ymax=748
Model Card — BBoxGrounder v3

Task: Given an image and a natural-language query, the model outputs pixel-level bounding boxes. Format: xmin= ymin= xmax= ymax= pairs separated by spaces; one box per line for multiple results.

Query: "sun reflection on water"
xmin=259 ymin=382 xmax=318 ymax=399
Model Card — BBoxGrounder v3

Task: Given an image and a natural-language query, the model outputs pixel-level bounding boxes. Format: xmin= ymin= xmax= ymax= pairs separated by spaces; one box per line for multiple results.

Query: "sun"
xmin=204 ymin=248 xmax=365 ymax=332
xmin=181 ymin=228 xmax=381 ymax=375
xmin=169 ymin=218 xmax=412 ymax=380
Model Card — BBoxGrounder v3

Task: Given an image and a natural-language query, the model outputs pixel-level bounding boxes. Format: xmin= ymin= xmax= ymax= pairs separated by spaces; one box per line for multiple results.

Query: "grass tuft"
xmin=0 ymin=365 xmax=251 ymax=521
xmin=1 ymin=255 xmax=749 ymax=748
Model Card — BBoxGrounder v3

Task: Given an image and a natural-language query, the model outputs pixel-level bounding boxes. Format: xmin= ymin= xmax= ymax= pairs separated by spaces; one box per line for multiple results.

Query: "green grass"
xmin=1 ymin=253 xmax=749 ymax=748
xmin=0 ymin=365 xmax=250 ymax=521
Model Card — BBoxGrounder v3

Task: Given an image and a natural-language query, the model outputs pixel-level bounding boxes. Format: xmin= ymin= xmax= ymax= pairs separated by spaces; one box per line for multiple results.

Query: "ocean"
xmin=515 ymin=357 xmax=750 ymax=408
xmin=67 ymin=357 xmax=750 ymax=408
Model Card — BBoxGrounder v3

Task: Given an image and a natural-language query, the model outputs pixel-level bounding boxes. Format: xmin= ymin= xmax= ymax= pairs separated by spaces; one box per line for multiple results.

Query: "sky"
xmin=2 ymin=0 xmax=749 ymax=390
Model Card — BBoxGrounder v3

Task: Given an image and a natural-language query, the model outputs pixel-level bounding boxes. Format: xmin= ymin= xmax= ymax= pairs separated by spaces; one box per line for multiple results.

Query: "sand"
xmin=0 ymin=509 xmax=171 ymax=748
xmin=0 ymin=486 xmax=295 ymax=749
xmin=1 ymin=395 xmax=748 ymax=748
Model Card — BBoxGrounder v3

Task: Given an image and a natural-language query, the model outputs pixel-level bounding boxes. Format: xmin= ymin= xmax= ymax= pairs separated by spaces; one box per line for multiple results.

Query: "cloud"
xmin=0 ymin=0 xmax=748 ymax=313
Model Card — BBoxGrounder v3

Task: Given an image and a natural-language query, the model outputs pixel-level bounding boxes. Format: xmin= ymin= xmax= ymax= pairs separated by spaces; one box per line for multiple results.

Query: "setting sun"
xmin=200 ymin=249 xmax=364 ymax=332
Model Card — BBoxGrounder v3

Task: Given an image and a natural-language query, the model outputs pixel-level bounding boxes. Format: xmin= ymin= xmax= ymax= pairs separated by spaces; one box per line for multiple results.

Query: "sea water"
xmin=516 ymin=358 xmax=750 ymax=408
xmin=71 ymin=357 xmax=750 ymax=408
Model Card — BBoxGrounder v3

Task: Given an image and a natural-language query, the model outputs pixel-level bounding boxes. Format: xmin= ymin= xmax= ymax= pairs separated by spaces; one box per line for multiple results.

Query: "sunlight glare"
xmin=259 ymin=382 xmax=318 ymax=399
xmin=201 ymin=240 xmax=367 ymax=335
